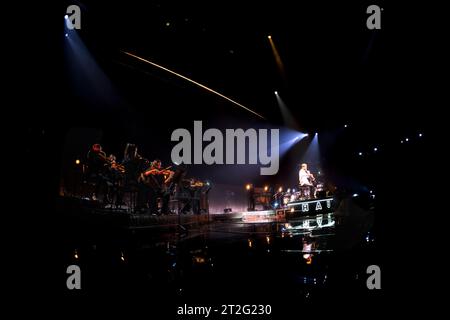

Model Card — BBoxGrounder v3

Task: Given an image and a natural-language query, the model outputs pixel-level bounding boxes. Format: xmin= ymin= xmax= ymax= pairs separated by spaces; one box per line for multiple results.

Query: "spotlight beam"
xmin=275 ymin=92 xmax=299 ymax=130
xmin=122 ymin=51 xmax=265 ymax=120
xmin=267 ymin=36 xmax=286 ymax=81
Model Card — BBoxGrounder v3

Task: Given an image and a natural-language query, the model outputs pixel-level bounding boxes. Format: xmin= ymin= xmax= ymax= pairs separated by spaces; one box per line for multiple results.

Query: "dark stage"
xmin=10 ymin=0 xmax=439 ymax=316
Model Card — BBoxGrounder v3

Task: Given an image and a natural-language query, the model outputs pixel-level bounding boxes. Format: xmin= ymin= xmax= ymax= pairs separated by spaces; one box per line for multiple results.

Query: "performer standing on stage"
xmin=299 ymin=163 xmax=316 ymax=199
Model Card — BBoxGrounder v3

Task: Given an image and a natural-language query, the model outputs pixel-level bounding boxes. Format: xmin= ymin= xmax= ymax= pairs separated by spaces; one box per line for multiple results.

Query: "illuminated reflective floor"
xmin=58 ymin=210 xmax=381 ymax=313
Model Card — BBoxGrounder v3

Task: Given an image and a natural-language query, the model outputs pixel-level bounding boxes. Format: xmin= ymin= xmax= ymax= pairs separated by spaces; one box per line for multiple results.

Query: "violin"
xmin=190 ymin=180 xmax=204 ymax=187
xmin=97 ymin=152 xmax=125 ymax=173
xmin=110 ymin=162 xmax=126 ymax=173
xmin=139 ymin=166 xmax=175 ymax=189
xmin=143 ymin=166 xmax=174 ymax=176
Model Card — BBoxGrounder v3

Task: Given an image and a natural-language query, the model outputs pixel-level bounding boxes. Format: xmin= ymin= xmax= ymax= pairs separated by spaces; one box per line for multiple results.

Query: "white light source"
xmin=64 ymin=15 xmax=69 ymax=19
xmin=419 ymin=133 xmax=423 ymax=137
xmin=373 ymin=147 xmax=378 ymax=152
xmin=274 ymin=91 xmax=278 ymax=95
xmin=352 ymin=193 xmax=359 ymax=197
xmin=358 ymin=152 xmax=363 ymax=156
xmin=405 ymin=138 xmax=409 ymax=142
xmin=344 ymin=124 xmax=348 ymax=128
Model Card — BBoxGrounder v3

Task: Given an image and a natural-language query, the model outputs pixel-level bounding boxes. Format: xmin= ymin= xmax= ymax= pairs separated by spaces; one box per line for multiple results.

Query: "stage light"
xmin=352 ymin=193 xmax=359 ymax=197
xmin=419 ymin=133 xmax=423 ymax=137
xmin=74 ymin=250 xmax=79 ymax=259
xmin=344 ymin=124 xmax=348 ymax=128
xmin=268 ymin=35 xmax=272 ymax=39
xmin=246 ymin=184 xmax=251 ymax=190
xmin=274 ymin=91 xmax=278 ymax=95
xmin=75 ymin=159 xmax=80 ymax=165
xmin=266 ymin=236 xmax=271 ymax=245
xmin=65 ymin=33 xmax=68 ymax=37
xmin=264 ymin=186 xmax=269 ymax=192
xmin=278 ymin=187 xmax=283 ymax=193
xmin=290 ymin=207 xmax=294 ymax=212
xmin=287 ymin=188 xmax=291 ymax=193
xmin=373 ymin=147 xmax=378 ymax=152
xmin=405 ymin=138 xmax=409 ymax=142
xmin=318 ymin=171 xmax=321 ymax=175
xmin=401 ymin=140 xmax=404 ymax=144
xmin=248 ymin=239 xmax=253 ymax=248
xmin=358 ymin=152 xmax=363 ymax=156
xmin=274 ymin=202 xmax=279 ymax=208
xmin=64 ymin=15 xmax=69 ymax=19
xmin=315 ymin=132 xmax=318 ymax=135
xmin=292 ymin=188 xmax=296 ymax=193
xmin=370 ymin=190 xmax=373 ymax=194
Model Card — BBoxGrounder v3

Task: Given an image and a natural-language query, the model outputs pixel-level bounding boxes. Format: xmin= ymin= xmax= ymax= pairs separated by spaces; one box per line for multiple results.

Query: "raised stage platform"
xmin=57 ymin=196 xmax=336 ymax=232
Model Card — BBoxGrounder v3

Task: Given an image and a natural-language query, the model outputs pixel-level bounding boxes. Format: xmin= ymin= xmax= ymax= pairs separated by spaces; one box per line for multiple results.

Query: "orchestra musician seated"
xmin=140 ymin=159 xmax=173 ymax=215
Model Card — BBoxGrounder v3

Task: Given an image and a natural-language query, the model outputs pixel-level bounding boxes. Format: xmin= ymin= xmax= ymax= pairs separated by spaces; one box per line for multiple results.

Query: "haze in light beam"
xmin=268 ymin=36 xmax=286 ymax=82
xmin=275 ymin=93 xmax=300 ymax=130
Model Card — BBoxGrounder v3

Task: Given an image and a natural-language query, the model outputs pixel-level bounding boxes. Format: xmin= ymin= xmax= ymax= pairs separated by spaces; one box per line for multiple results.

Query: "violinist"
xmin=142 ymin=159 xmax=173 ymax=215
xmin=108 ymin=154 xmax=125 ymax=173
xmin=142 ymin=160 xmax=174 ymax=185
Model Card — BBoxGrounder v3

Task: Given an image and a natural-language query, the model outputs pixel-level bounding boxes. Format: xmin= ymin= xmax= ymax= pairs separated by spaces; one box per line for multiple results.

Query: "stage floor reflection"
xmin=59 ymin=205 xmax=379 ymax=310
